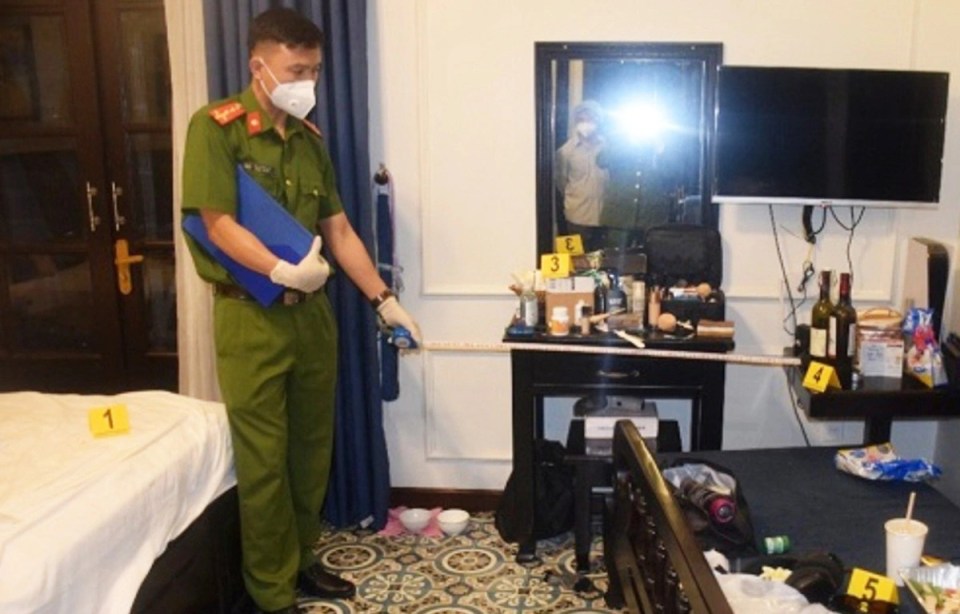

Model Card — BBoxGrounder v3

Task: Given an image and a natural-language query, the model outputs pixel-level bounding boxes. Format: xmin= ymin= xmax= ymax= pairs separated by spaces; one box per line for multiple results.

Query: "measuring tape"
xmin=420 ymin=341 xmax=801 ymax=367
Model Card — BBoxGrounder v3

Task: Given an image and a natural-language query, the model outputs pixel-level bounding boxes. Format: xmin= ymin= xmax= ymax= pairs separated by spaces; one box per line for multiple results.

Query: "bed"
xmin=0 ymin=390 xmax=241 ymax=613
xmin=603 ymin=419 xmax=733 ymax=613
xmin=604 ymin=419 xmax=960 ymax=614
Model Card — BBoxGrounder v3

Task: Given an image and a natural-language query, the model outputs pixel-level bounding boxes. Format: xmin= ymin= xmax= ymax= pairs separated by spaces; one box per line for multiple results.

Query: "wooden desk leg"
xmin=694 ymin=363 xmax=726 ymax=451
xmin=511 ymin=350 xmax=539 ymax=564
xmin=864 ymin=417 xmax=893 ymax=445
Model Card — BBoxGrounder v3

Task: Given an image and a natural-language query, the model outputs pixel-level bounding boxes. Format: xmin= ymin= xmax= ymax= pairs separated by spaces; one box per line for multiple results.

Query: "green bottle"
xmin=829 ymin=272 xmax=857 ymax=387
xmin=810 ymin=271 xmax=833 ymax=359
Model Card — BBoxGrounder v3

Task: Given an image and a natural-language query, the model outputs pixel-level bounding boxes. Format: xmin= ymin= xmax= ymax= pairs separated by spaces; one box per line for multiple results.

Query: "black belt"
xmin=214 ymin=282 xmax=314 ymax=306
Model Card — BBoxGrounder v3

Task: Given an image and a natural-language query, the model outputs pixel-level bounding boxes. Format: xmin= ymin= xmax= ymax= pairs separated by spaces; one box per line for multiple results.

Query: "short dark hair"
xmin=248 ymin=8 xmax=324 ymax=53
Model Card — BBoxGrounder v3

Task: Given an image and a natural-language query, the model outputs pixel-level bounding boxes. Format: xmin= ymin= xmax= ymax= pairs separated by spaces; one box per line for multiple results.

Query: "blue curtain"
xmin=202 ymin=0 xmax=390 ymax=530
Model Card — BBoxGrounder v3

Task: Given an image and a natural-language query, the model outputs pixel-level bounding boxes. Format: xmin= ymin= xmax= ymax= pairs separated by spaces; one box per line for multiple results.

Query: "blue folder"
xmin=182 ymin=165 xmax=313 ymax=306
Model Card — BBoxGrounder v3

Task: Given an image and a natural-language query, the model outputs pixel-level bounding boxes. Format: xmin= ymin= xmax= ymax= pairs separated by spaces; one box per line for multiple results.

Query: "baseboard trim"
xmin=390 ymin=487 xmax=502 ymax=513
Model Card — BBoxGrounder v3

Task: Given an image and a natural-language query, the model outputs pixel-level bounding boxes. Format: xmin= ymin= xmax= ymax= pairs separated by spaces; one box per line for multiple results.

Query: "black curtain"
xmin=202 ymin=0 xmax=390 ymax=529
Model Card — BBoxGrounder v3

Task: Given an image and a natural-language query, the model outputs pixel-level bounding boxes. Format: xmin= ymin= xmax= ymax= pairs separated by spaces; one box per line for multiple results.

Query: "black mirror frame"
xmin=534 ymin=41 xmax=723 ymax=258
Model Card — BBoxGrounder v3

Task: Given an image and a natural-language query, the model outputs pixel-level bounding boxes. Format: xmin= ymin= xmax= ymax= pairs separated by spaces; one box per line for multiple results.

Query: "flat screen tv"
xmin=713 ymin=66 xmax=949 ymax=207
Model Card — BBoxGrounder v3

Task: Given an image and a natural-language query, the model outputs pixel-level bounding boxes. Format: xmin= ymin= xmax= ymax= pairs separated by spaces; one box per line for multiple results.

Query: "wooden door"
xmin=0 ymin=0 xmax=176 ymax=392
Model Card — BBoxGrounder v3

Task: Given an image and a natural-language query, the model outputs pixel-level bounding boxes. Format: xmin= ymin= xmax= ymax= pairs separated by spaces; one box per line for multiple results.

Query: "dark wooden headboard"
xmin=604 ymin=420 xmax=734 ymax=613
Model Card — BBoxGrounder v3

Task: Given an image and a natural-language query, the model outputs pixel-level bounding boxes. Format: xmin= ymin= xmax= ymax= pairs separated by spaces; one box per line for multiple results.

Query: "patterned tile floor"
xmin=297 ymin=512 xmax=625 ymax=613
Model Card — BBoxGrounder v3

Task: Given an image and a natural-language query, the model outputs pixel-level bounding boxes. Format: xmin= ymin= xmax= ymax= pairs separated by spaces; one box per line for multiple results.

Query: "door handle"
xmin=114 ymin=239 xmax=144 ymax=295
xmin=596 ymin=369 xmax=641 ymax=379
xmin=85 ymin=182 xmax=101 ymax=232
xmin=111 ymin=181 xmax=126 ymax=231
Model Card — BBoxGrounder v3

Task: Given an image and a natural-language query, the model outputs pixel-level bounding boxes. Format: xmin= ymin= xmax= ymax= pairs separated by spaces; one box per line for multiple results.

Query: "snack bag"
xmin=903 ymin=308 xmax=948 ymax=387
xmin=835 ymin=443 xmax=941 ymax=482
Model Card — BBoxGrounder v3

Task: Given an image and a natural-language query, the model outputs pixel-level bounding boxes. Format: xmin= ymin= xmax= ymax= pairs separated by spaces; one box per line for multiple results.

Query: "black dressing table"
xmin=503 ymin=330 xmax=733 ymax=562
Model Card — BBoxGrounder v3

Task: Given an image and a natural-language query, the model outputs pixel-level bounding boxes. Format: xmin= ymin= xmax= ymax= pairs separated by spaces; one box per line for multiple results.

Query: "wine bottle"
xmin=829 ymin=272 xmax=858 ymax=388
xmin=810 ymin=270 xmax=833 ymax=360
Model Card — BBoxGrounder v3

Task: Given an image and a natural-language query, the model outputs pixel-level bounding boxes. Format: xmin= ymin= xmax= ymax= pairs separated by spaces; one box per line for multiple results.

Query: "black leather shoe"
xmin=297 ymin=563 xmax=356 ymax=599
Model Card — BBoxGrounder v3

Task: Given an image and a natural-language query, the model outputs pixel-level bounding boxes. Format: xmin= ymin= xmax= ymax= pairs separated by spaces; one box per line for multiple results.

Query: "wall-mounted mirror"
xmin=535 ymin=42 xmax=723 ymax=256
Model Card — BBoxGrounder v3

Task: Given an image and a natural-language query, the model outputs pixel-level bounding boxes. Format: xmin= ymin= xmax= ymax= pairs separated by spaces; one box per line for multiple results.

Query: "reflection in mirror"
xmin=536 ymin=43 xmax=722 ymax=256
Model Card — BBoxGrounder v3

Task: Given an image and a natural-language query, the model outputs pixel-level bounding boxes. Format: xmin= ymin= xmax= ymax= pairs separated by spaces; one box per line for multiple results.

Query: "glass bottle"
xmin=593 ymin=273 xmax=608 ymax=314
xmin=829 ymin=272 xmax=858 ymax=388
xmin=810 ymin=270 xmax=833 ymax=360
xmin=606 ymin=270 xmax=626 ymax=313
xmin=520 ymin=287 xmax=538 ymax=328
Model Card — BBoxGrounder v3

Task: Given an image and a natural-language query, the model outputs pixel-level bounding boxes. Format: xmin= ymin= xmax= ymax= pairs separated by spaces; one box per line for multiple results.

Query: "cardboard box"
xmin=858 ymin=338 xmax=904 ymax=378
xmin=545 ymin=276 xmax=595 ymax=322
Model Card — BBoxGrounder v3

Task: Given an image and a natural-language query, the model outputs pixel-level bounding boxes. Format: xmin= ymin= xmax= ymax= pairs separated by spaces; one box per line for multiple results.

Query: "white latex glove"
xmin=269 ymin=236 xmax=330 ymax=293
xmin=377 ymin=296 xmax=423 ymax=345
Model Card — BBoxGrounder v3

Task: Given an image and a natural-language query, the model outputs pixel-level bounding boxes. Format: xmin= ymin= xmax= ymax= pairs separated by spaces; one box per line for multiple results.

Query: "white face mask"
xmin=256 ymin=58 xmax=316 ymax=119
xmin=576 ymin=121 xmax=597 ymax=138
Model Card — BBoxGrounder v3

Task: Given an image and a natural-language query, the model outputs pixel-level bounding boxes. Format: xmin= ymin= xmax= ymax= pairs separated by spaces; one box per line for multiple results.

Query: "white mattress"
xmin=0 ymin=390 xmax=235 ymax=614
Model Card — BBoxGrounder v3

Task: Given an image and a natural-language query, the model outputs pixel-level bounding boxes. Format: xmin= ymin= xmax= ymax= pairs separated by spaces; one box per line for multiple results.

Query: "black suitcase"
xmin=644 ymin=224 xmax=725 ymax=325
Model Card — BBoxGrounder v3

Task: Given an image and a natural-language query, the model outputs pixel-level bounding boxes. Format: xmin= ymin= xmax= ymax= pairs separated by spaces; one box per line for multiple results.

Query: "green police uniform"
xmin=181 ymin=87 xmax=342 ymax=610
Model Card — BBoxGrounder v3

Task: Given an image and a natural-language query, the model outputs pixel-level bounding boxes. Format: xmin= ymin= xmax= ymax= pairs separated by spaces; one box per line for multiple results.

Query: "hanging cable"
xmin=827 ymin=206 xmax=866 ymax=283
xmin=801 ymin=205 xmax=827 ymax=244
xmin=770 ymin=205 xmax=801 ymax=337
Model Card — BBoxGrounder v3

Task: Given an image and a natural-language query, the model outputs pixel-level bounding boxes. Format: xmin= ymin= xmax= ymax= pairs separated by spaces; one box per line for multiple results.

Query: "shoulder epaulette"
xmin=209 ymin=101 xmax=246 ymax=126
xmin=302 ymin=119 xmax=323 ymax=138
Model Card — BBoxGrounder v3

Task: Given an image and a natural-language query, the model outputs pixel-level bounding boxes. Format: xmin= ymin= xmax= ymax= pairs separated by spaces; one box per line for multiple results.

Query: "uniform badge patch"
xmin=241 ymin=161 xmax=275 ymax=176
xmin=209 ymin=101 xmax=245 ymax=125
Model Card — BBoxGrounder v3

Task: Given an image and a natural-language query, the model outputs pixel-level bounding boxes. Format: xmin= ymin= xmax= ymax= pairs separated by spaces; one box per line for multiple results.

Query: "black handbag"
xmin=662 ymin=458 xmax=758 ymax=557
xmin=645 ymin=224 xmax=725 ymax=324
xmin=496 ymin=439 xmax=575 ymax=542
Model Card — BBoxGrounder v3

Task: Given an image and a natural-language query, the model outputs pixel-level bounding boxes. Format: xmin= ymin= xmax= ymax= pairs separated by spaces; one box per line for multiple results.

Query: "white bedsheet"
xmin=0 ymin=390 xmax=235 ymax=614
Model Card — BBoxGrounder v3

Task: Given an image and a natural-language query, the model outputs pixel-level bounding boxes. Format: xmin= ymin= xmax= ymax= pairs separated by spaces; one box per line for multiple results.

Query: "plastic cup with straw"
xmin=885 ymin=491 xmax=928 ymax=585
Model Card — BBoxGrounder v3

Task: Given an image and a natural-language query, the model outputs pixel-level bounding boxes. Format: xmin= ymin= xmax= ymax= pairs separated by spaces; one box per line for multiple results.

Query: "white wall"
xmin=367 ymin=0 xmax=960 ymax=489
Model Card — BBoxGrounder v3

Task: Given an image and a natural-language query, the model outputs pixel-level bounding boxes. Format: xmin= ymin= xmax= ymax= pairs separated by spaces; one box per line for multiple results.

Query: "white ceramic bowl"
xmin=399 ymin=508 xmax=431 ymax=533
xmin=437 ymin=508 xmax=470 ymax=536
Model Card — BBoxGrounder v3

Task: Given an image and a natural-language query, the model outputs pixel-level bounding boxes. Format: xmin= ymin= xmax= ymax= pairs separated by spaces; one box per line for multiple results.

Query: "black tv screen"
xmin=714 ymin=66 xmax=949 ymax=206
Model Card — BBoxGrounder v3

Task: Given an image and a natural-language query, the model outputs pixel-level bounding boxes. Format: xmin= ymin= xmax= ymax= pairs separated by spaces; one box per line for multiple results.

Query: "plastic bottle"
xmin=549 ymin=306 xmax=570 ymax=336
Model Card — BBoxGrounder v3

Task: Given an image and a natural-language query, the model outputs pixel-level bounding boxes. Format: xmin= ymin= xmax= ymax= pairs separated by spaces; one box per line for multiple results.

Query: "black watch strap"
xmin=370 ymin=289 xmax=395 ymax=309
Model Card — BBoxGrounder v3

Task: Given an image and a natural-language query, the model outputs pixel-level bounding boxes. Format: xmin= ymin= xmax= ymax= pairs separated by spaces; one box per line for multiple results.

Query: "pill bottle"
xmin=549 ymin=306 xmax=570 ymax=336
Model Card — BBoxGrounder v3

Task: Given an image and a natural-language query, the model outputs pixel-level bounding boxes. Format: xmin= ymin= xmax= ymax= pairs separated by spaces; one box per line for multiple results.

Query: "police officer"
xmin=181 ymin=8 xmax=421 ymax=614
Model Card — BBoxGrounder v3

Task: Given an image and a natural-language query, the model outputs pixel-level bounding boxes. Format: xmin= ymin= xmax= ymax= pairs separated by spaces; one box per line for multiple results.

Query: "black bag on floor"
xmin=661 ymin=459 xmax=758 ymax=557
xmin=496 ymin=439 xmax=574 ymax=542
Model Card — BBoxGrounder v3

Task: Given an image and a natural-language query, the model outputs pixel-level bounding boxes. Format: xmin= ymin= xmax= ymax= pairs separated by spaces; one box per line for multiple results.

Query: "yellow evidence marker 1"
xmin=802 ymin=360 xmax=841 ymax=393
xmin=88 ymin=404 xmax=131 ymax=437
xmin=540 ymin=252 xmax=572 ymax=279
xmin=846 ymin=567 xmax=899 ymax=606
xmin=554 ymin=234 xmax=585 ymax=255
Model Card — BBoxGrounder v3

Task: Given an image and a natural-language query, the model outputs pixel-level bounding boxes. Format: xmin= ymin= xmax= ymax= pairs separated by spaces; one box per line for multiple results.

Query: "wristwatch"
xmin=370 ymin=288 xmax=395 ymax=309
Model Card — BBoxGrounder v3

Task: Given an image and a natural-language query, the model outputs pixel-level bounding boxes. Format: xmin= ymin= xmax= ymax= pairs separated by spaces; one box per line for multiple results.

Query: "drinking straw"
xmin=905 ymin=491 xmax=917 ymax=522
